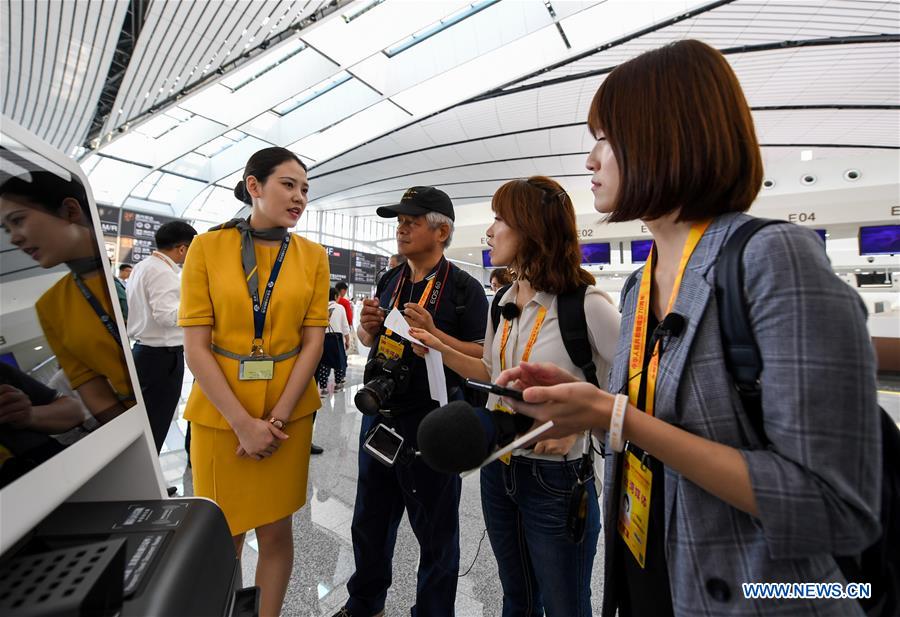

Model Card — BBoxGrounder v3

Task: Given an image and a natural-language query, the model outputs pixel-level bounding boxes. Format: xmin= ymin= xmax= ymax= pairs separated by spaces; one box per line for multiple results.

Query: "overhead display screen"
xmin=323 ymin=244 xmax=351 ymax=284
xmin=631 ymin=239 xmax=653 ymax=263
xmin=350 ymin=250 xmax=389 ymax=285
xmin=580 ymin=242 xmax=611 ymax=265
xmin=117 ymin=209 xmax=181 ymax=263
xmin=482 ymin=249 xmax=493 ymax=268
xmin=859 ymin=225 xmax=900 ymax=256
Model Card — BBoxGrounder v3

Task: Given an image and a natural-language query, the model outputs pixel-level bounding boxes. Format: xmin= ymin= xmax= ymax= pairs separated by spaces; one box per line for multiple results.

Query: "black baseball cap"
xmin=376 ymin=186 xmax=455 ymax=221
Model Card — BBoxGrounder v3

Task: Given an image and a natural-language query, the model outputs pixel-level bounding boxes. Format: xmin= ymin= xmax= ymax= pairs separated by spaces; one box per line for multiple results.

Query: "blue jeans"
xmin=346 ymin=412 xmax=461 ymax=617
xmin=480 ymin=457 xmax=601 ymax=617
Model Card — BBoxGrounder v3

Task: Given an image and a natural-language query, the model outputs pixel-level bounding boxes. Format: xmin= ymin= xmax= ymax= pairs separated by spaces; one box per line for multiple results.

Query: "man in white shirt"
xmin=126 ymin=221 xmax=197 ymax=453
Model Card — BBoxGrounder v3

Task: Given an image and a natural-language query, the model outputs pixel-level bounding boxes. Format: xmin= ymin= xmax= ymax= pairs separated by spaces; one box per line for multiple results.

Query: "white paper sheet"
xmin=383 ymin=308 xmax=448 ymax=406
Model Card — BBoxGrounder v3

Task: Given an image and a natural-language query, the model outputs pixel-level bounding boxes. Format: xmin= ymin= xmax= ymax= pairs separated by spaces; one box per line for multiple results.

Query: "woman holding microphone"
xmin=410 ymin=175 xmax=620 ymax=617
xmin=179 ymin=147 xmax=329 ymax=617
xmin=499 ymin=40 xmax=881 ymax=617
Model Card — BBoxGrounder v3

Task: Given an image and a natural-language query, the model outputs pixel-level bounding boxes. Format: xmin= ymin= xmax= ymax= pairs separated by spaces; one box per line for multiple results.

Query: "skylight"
xmin=273 ymin=72 xmax=353 ymax=116
xmin=195 ymin=131 xmax=248 ymax=158
xmin=221 ymin=39 xmax=307 ymax=92
xmin=384 ymin=0 xmax=500 ymax=57
xmin=342 ymin=0 xmax=386 ymax=23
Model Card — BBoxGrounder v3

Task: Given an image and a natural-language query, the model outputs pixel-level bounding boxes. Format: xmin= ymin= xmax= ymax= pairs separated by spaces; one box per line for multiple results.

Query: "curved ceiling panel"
xmin=0 ymin=0 xmax=129 ymax=154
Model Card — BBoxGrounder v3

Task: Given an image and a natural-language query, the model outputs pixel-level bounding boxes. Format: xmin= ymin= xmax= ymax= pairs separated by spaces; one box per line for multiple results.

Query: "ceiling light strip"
xmin=65 ymin=0 xmax=124 ymax=152
xmin=383 ymin=0 xmax=501 ymax=58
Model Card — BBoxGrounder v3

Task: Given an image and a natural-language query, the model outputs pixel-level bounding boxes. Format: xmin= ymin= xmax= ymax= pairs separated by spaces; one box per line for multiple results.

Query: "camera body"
xmin=355 ymin=349 xmax=413 ymax=416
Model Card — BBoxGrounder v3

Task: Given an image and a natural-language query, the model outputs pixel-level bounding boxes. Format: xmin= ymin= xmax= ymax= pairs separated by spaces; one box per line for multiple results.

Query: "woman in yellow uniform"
xmin=0 ymin=168 xmax=134 ymax=423
xmin=179 ymin=147 xmax=328 ymax=617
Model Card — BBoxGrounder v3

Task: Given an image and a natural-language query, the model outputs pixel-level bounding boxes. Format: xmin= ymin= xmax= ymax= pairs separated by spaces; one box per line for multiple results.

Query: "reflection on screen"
xmin=859 ymin=225 xmax=900 ymax=256
xmin=580 ymin=242 xmax=611 ymax=265
xmin=0 ymin=136 xmax=136 ymax=489
xmin=631 ymin=239 xmax=653 ymax=263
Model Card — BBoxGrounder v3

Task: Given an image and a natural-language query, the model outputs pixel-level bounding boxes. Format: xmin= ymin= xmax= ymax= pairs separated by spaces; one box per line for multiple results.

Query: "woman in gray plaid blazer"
xmin=498 ymin=40 xmax=881 ymax=616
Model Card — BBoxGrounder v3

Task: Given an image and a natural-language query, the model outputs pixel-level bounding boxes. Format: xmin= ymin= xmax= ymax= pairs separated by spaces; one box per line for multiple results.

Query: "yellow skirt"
xmin=190 ymin=415 xmax=313 ymax=536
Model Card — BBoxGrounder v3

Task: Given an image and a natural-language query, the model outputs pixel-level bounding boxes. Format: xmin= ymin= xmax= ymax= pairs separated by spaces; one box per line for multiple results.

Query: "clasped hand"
xmin=235 ymin=417 xmax=289 ymax=460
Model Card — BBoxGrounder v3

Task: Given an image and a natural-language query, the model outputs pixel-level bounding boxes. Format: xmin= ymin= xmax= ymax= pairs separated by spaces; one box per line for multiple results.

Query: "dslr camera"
xmin=355 ymin=350 xmax=413 ymax=416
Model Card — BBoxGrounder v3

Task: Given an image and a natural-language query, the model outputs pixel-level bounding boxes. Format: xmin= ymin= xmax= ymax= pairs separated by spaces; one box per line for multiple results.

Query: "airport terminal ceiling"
xmin=1 ymin=0 xmax=898 ymax=248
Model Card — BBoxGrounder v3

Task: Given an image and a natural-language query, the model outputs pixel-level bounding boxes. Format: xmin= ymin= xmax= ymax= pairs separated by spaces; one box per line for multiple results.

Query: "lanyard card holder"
xmin=239 ymin=339 xmax=274 ymax=381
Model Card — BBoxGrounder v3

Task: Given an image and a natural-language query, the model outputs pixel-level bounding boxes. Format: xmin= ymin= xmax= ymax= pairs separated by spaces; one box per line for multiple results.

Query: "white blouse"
xmin=481 ymin=282 xmax=621 ymax=461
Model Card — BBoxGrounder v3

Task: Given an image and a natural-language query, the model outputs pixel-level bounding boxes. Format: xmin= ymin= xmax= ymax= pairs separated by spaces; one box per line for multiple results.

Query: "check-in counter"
xmin=869 ymin=312 xmax=900 ymax=373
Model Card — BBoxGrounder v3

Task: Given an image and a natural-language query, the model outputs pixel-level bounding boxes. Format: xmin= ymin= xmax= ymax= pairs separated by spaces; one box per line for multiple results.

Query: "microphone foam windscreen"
xmin=417 ymin=401 xmax=489 ymax=474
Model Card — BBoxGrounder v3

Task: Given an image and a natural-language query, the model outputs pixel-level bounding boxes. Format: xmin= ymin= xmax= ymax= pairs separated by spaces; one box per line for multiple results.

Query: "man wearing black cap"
xmin=335 ymin=187 xmax=488 ymax=617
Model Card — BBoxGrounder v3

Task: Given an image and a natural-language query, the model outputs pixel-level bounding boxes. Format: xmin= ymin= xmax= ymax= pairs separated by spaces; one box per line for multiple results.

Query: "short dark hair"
xmin=0 ymin=168 xmax=92 ymax=223
xmin=489 ymin=268 xmax=512 ymax=286
xmin=335 ymin=281 xmax=348 ymax=292
xmin=155 ymin=221 xmax=197 ymax=250
xmin=329 ymin=287 xmax=338 ymax=302
xmin=587 ymin=39 xmax=763 ymax=222
xmin=118 ymin=263 xmax=133 ymax=272
xmin=234 ymin=147 xmax=307 ymax=205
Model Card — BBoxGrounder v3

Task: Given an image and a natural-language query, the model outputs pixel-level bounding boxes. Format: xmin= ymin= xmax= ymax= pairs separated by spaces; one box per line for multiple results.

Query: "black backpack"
xmin=490 ymin=284 xmax=600 ymax=388
xmin=624 ymin=218 xmax=899 ymax=616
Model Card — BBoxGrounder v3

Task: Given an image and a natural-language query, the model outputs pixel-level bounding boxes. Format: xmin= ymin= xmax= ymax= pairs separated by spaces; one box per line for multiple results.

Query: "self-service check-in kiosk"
xmin=0 ymin=120 xmax=255 ymax=616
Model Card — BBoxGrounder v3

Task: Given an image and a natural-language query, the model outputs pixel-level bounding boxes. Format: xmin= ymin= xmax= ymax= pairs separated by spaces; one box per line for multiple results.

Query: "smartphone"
xmin=363 ymin=423 xmax=404 ymax=467
xmin=464 ymin=378 xmax=525 ymax=401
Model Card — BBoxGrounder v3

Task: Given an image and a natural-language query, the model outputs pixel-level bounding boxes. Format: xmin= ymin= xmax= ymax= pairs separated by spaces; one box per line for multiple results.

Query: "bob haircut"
xmin=587 ymin=39 xmax=763 ymax=222
xmin=492 ymin=176 xmax=594 ymax=295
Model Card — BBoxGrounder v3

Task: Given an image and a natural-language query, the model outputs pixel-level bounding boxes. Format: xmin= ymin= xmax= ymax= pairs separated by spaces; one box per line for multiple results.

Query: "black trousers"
xmin=132 ymin=343 xmax=184 ymax=453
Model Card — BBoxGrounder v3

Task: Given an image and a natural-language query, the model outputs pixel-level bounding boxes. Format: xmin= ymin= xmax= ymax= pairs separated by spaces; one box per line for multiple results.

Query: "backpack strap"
xmin=490 ymin=284 xmax=513 ymax=333
xmin=714 ymin=218 xmax=786 ymax=444
xmin=621 ymin=268 xmax=641 ymax=311
xmin=375 ymin=262 xmax=405 ymax=301
xmin=326 ymin=306 xmax=336 ymax=333
xmin=450 ymin=263 xmax=470 ymax=317
xmin=558 ymin=285 xmax=600 ymax=387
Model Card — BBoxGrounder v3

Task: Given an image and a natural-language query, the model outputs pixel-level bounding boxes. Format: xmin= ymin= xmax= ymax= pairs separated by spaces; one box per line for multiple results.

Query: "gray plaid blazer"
xmin=602 ymin=213 xmax=882 ymax=617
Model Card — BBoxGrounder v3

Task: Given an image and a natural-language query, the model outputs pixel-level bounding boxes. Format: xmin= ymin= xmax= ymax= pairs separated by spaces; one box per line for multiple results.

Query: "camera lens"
xmin=354 ymin=376 xmax=395 ymax=415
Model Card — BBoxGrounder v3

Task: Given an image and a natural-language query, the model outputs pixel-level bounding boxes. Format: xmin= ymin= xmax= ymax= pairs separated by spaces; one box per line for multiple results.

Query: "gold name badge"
xmin=377 ymin=335 xmax=405 ymax=361
xmin=239 ymin=358 xmax=274 ymax=381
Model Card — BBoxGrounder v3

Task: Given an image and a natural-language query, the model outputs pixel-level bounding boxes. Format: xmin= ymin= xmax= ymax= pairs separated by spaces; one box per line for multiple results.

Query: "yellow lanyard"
xmin=499 ymin=304 xmax=548 ymax=371
xmin=391 ymin=272 xmax=438 ymax=309
xmin=628 ymin=220 xmax=711 ymax=416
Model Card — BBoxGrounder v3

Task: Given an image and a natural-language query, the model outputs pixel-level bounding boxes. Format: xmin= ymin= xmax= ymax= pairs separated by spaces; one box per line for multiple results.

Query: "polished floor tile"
xmin=159 ymin=361 xmax=605 ymax=616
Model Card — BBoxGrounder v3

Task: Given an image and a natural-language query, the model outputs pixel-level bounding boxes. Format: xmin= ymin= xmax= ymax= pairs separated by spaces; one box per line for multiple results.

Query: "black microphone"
xmin=417 ymin=401 xmax=532 ymax=474
xmin=649 ymin=313 xmax=686 ymax=351
xmin=500 ymin=302 xmax=520 ymax=321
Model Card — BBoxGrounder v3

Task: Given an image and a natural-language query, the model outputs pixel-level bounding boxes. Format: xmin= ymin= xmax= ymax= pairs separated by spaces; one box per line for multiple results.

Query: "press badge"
xmin=618 ymin=449 xmax=653 ymax=568
xmin=239 ymin=357 xmax=274 ymax=380
xmin=377 ymin=334 xmax=405 ymax=361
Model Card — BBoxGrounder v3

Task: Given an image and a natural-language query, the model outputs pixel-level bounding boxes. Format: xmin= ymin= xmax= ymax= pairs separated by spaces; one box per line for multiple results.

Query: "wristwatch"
xmin=268 ymin=417 xmax=286 ymax=430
